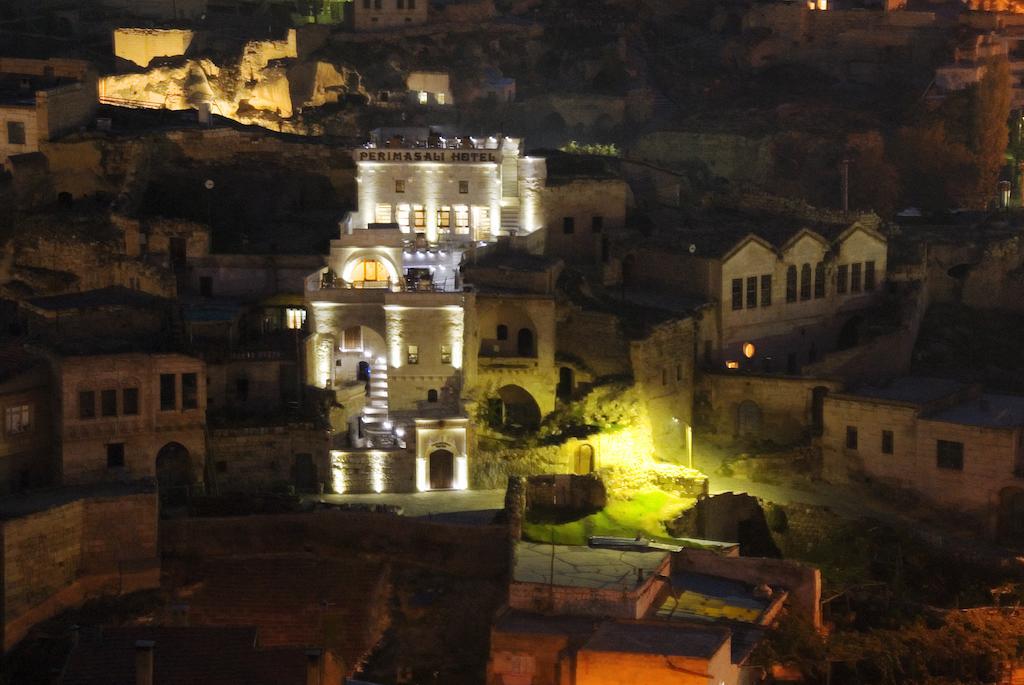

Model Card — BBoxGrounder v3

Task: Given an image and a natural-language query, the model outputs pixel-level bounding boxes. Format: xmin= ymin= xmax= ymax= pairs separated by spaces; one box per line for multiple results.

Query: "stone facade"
xmin=0 ymin=356 xmax=52 ymax=495
xmin=0 ymin=485 xmax=160 ymax=650
xmin=208 ymin=424 xmax=330 ymax=493
xmin=352 ymin=0 xmax=428 ymax=31
xmin=541 ymin=179 xmax=628 ymax=264
xmin=629 ymin=318 xmax=695 ymax=460
xmin=53 ymin=353 xmax=207 ymax=488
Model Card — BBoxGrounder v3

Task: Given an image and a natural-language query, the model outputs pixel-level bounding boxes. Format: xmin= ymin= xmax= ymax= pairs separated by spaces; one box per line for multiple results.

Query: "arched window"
xmin=496 ymin=324 xmax=508 ymax=341
xmin=786 ymin=266 xmax=797 ymax=302
xmin=351 ymin=259 xmax=389 ymax=288
xmin=814 ymin=262 xmax=825 ymax=299
xmin=800 ymin=263 xmax=812 ymax=301
xmin=427 ymin=389 xmax=438 ymax=403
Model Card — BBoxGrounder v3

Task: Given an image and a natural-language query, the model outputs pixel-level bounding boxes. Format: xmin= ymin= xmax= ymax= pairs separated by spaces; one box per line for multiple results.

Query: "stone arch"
xmin=156 ymin=442 xmax=193 ymax=508
xmin=341 ymin=252 xmax=400 ymax=285
xmin=736 ymin=400 xmax=761 ymax=438
xmin=429 ymin=449 xmax=455 ymax=489
xmin=497 ymin=384 xmax=542 ymax=431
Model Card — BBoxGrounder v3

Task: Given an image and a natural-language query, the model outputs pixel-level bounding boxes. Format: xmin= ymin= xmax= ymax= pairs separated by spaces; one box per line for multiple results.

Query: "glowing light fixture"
xmin=743 ymin=342 xmax=756 ymax=359
xmin=725 ymin=360 xmax=740 ymax=369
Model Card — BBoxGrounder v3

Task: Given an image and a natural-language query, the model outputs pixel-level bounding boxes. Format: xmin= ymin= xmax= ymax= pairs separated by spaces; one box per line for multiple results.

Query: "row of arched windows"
xmin=785 ymin=262 xmax=826 ymax=303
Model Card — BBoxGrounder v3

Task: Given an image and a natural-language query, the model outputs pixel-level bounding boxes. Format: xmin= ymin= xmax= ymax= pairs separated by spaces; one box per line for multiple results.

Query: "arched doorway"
xmin=557 ymin=367 xmax=574 ymax=402
xmin=811 ymin=386 xmax=829 ymax=436
xmin=356 ymin=360 xmax=371 ymax=382
xmin=429 ymin=449 xmax=455 ymax=489
xmin=736 ymin=401 xmax=761 ymax=438
xmin=574 ymin=444 xmax=594 ymax=474
xmin=837 ymin=315 xmax=863 ymax=351
xmin=497 ymin=385 xmax=542 ymax=431
xmin=517 ymin=328 xmax=534 ymax=357
xmin=998 ymin=487 xmax=1024 ymax=543
xmin=349 ymin=259 xmax=391 ymax=288
xmin=156 ymin=442 xmax=192 ymax=507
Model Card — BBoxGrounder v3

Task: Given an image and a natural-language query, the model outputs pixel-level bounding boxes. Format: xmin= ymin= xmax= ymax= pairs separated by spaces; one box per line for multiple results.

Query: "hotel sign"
xmin=356 ymin=149 xmax=500 ymax=163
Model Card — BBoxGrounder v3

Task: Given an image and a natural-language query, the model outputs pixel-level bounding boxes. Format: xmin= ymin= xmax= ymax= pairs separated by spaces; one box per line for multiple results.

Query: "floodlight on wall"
xmin=743 ymin=342 xmax=756 ymax=359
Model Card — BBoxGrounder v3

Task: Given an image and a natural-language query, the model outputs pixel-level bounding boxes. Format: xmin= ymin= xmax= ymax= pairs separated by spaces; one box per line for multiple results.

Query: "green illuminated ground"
xmin=522 ymin=489 xmax=697 ymax=546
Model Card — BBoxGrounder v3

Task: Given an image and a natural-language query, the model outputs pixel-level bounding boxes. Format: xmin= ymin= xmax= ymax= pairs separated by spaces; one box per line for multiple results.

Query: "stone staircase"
xmin=362 ymin=357 xmax=395 ymax=448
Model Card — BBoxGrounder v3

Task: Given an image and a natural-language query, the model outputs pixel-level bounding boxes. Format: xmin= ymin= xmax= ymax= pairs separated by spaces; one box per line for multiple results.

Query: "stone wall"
xmin=113 ymin=28 xmax=198 ymax=69
xmin=161 ymin=511 xmax=508 ymax=578
xmin=0 ymin=486 xmax=160 ymax=650
xmin=556 ymin=306 xmax=632 ymax=378
xmin=630 ymin=318 xmax=695 ymax=460
xmin=208 ymin=424 xmax=330 ymax=493
xmin=329 ymin=448 xmax=416 ymax=494
xmin=525 ymin=474 xmax=606 ymax=513
xmin=541 ymin=179 xmax=628 ymax=264
xmin=699 ymin=372 xmax=843 ymax=445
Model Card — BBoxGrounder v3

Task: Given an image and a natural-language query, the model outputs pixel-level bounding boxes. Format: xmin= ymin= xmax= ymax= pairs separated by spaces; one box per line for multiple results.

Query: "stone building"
xmin=0 ymin=347 xmax=52 ymax=494
xmin=620 ymin=200 xmax=887 ymax=374
xmin=350 ymin=132 xmax=546 ymax=242
xmin=821 ymin=377 xmax=1024 ymax=541
xmin=0 ymin=58 xmax=97 ymax=167
xmin=351 ymin=0 xmax=428 ymax=30
xmin=406 ymin=71 xmax=453 ymax=106
xmin=488 ymin=541 xmax=821 ymax=685
xmin=50 ymin=352 xmax=206 ymax=500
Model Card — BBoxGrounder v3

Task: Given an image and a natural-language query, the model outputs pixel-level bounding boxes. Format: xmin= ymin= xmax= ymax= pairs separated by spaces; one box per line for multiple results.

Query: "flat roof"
xmin=513 ymin=542 xmax=668 ymax=591
xmin=25 ymin=286 xmax=168 ymax=313
xmin=655 ymin=571 xmax=770 ymax=624
xmin=581 ymin=621 xmax=730 ymax=660
xmin=927 ymin=394 xmax=1024 ymax=428
xmin=0 ymin=479 xmax=155 ymax=521
xmin=843 ymin=377 xmax=964 ymax=406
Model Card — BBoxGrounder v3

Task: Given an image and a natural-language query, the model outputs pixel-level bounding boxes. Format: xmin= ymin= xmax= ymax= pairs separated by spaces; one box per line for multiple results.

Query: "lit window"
xmin=437 ymin=93 xmax=446 ymax=105
xmin=440 ymin=345 xmax=452 ymax=364
xmin=396 ymin=204 xmax=411 ymax=230
xmin=437 ymin=206 xmax=451 ymax=231
xmin=286 ymin=307 xmax=306 ymax=330
xmin=454 ymin=205 xmax=470 ymax=234
xmin=375 ymin=203 xmax=393 ymax=223
xmin=725 ymin=360 xmax=739 ymax=369
xmin=407 ymin=345 xmax=419 ymax=364
xmin=474 ymin=207 xmax=490 ymax=239
xmin=4 ymin=404 xmax=31 ymax=435
xmin=413 ymin=206 xmax=426 ymax=229
xmin=351 ymin=259 xmax=389 ymax=287
xmin=418 ymin=91 xmax=428 ymax=105
xmin=395 ymin=179 xmax=406 ymax=193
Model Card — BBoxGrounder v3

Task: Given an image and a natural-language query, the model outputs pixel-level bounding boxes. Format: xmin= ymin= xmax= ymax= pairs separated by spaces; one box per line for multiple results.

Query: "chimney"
xmin=305 ymin=649 xmax=322 ymax=685
xmin=135 ymin=640 xmax=155 ymax=685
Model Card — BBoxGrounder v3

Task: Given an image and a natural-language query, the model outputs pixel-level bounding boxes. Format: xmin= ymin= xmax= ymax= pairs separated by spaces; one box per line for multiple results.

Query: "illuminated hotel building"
xmin=305 ymin=223 xmax=476 ymax=493
xmin=349 ymin=133 xmax=546 ymax=243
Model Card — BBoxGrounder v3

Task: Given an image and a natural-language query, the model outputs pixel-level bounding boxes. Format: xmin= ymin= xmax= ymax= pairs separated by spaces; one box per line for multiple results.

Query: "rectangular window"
xmin=373 ymin=0 xmax=381 ymax=8
xmin=459 ymin=180 xmax=469 ymax=194
xmin=865 ymin=260 xmax=876 ymax=291
xmin=160 ymin=374 xmax=176 ymax=411
xmin=851 ymin=262 xmax=862 ymax=293
xmin=676 ymin=364 xmax=682 ymax=381
xmin=408 ymin=0 xmax=415 ymax=7
xmin=746 ymin=276 xmax=757 ymax=309
xmin=936 ymin=440 xmax=964 ymax=470
xmin=731 ymin=278 xmax=743 ymax=310
xmin=814 ymin=262 xmax=825 ymax=299
xmin=407 ymin=345 xmax=419 ymax=364
xmin=362 ymin=0 xmax=369 ymax=8
xmin=397 ymin=0 xmax=405 ymax=8
xmin=562 ymin=217 xmax=575 ymax=234
xmin=79 ymin=391 xmax=95 ymax=420
xmin=881 ymin=430 xmax=894 ymax=455
xmin=440 ymin=345 xmax=452 ymax=365
xmin=123 ymin=388 xmax=139 ymax=416
xmin=845 ymin=426 xmax=858 ymax=450
xmin=182 ymin=373 xmax=198 ymax=410
xmin=417 ymin=91 xmax=428 ymax=104
xmin=4 ymin=405 xmax=31 ymax=435
xmin=374 ymin=203 xmax=392 ymax=223
xmin=106 ymin=443 xmax=125 ymax=468
xmin=436 ymin=93 xmax=445 ymax=105
xmin=800 ymin=265 xmax=812 ymax=301
xmin=395 ymin=179 xmax=406 ymax=193
xmin=235 ymin=378 xmax=249 ymax=402
xmin=837 ymin=264 xmax=848 ymax=294
xmin=342 ymin=326 xmax=362 ymax=351
xmin=591 ymin=216 xmax=603 ymax=233
xmin=285 ymin=307 xmax=306 ymax=330
xmin=396 ymin=203 xmax=411 ymax=230
xmin=437 ymin=206 xmax=451 ymax=230
xmin=101 ymin=389 xmax=117 ymax=417
xmin=758 ymin=274 xmax=771 ymax=307
xmin=413 ymin=206 xmax=426 ymax=229
xmin=786 ymin=267 xmax=797 ymax=303
xmin=454 ymin=205 xmax=470 ymax=234
xmin=7 ymin=121 xmax=26 ymax=145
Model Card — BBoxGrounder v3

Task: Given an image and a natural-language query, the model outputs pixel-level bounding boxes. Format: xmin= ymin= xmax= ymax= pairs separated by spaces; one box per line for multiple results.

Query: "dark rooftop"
xmin=536 ymin=150 xmax=621 ymax=185
xmin=0 ymin=344 xmax=45 ymax=384
xmin=582 ymin=621 xmax=731 ymax=660
xmin=0 ymin=479 xmax=156 ymax=521
xmin=61 ymin=626 xmax=311 ymax=685
xmin=845 ymin=377 xmax=965 ymax=407
xmin=25 ymin=286 xmax=169 ymax=313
